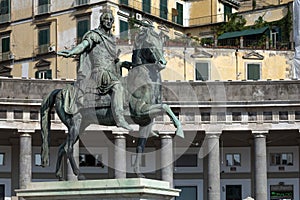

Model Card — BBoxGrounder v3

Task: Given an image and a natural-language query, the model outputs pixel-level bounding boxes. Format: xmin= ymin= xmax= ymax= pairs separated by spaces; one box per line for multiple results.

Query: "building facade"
xmin=1 ymin=0 xmax=293 ymax=81
xmin=0 ymin=78 xmax=300 ymax=200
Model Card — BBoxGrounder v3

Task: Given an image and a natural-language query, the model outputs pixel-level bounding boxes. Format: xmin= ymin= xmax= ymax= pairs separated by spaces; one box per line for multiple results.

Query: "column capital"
xmin=205 ymin=132 xmax=221 ymax=139
xmin=159 ymin=131 xmax=175 ymax=139
xmin=18 ymin=129 xmax=35 ymax=134
xmin=252 ymin=130 xmax=268 ymax=138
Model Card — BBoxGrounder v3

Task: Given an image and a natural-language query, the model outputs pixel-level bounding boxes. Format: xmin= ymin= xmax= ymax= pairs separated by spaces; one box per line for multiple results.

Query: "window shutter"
xmin=0 ymin=0 xmax=9 ymax=14
xmin=143 ymin=0 xmax=151 ymax=14
xmin=2 ymin=37 xmax=10 ymax=52
xmin=77 ymin=20 xmax=89 ymax=41
xmin=195 ymin=63 xmax=209 ymax=81
xmin=119 ymin=20 xmax=128 ymax=39
xmin=247 ymin=64 xmax=260 ymax=80
xmin=119 ymin=0 xmax=128 ymax=5
xmin=35 ymin=71 xmax=39 ymax=78
xmin=38 ymin=0 xmax=49 ymax=5
xmin=176 ymin=2 xmax=183 ymax=25
xmin=39 ymin=29 xmax=50 ymax=46
xmin=160 ymin=0 xmax=168 ymax=19
xmin=46 ymin=69 xmax=52 ymax=79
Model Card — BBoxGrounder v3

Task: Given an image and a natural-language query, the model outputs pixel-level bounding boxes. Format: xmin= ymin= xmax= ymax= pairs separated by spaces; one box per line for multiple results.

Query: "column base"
xmin=15 ymin=178 xmax=180 ymax=200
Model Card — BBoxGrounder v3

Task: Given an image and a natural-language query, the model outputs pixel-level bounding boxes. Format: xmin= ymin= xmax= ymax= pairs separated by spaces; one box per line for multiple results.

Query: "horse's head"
xmin=132 ymin=25 xmax=167 ymax=70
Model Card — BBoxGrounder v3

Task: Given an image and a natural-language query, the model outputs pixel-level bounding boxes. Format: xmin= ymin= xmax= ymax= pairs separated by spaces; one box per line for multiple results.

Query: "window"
xmin=226 ymin=185 xmax=242 ymax=200
xmin=160 ymin=0 xmax=168 ymax=19
xmin=195 ymin=62 xmax=209 ymax=81
xmin=201 ymin=112 xmax=210 ymax=122
xmin=0 ymin=153 xmax=4 ymax=165
xmin=185 ymin=112 xmax=195 ymax=122
xmin=232 ymin=112 xmax=241 ymax=121
xmin=175 ymin=2 xmax=183 ymax=25
xmin=119 ymin=20 xmax=128 ymax=40
xmin=0 ymin=110 xmax=6 ymax=119
xmin=247 ymin=63 xmax=260 ymax=80
xmin=248 ymin=112 xmax=257 ymax=121
xmin=75 ymin=0 xmax=89 ymax=6
xmin=38 ymin=0 xmax=50 ymax=14
xmin=14 ymin=110 xmax=23 ymax=120
xmin=119 ymin=0 xmax=128 ymax=5
xmin=38 ymin=27 xmax=50 ymax=54
xmin=175 ymin=154 xmax=198 ymax=167
xmin=175 ymin=186 xmax=197 ymax=200
xmin=263 ymin=111 xmax=272 ymax=121
xmin=35 ymin=69 xmax=52 ymax=79
xmin=270 ymin=153 xmax=293 ymax=166
xmin=0 ymin=184 xmax=4 ymax=200
xmin=35 ymin=154 xmax=42 ymax=166
xmin=1 ymin=36 xmax=10 ymax=61
xmin=30 ymin=111 xmax=39 ymax=120
xmin=77 ymin=18 xmax=90 ymax=43
xmin=295 ymin=111 xmax=300 ymax=120
xmin=131 ymin=154 xmax=146 ymax=167
xmin=0 ymin=0 xmax=10 ymax=23
xmin=279 ymin=111 xmax=288 ymax=121
xmin=224 ymin=4 xmax=232 ymax=21
xmin=226 ymin=153 xmax=241 ymax=166
xmin=143 ymin=0 xmax=151 ymax=14
xmin=79 ymin=154 xmax=103 ymax=167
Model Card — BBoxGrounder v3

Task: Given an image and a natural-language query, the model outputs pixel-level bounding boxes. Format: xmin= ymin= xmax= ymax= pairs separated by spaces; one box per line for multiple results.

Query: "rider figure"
xmin=59 ymin=10 xmax=133 ymax=131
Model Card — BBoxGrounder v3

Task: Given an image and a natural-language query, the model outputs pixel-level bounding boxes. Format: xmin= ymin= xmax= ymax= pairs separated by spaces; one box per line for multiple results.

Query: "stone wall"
xmin=1 ymin=78 xmax=300 ymax=103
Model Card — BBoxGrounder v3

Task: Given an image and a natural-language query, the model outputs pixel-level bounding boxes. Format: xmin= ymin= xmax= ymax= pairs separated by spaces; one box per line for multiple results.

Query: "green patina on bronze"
xmin=40 ymin=11 xmax=184 ymax=180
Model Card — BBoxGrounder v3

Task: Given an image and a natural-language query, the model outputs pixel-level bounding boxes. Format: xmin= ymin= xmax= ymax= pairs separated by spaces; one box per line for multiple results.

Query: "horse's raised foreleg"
xmin=138 ymin=104 xmax=184 ymax=138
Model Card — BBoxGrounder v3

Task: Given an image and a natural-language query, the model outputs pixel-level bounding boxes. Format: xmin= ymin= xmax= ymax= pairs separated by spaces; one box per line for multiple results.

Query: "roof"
xmin=218 ymin=26 xmax=269 ymax=40
xmin=219 ymin=0 xmax=240 ymax=9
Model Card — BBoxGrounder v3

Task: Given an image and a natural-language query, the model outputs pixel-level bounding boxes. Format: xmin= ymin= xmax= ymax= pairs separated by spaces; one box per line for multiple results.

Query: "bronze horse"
xmin=40 ymin=26 xmax=184 ymax=180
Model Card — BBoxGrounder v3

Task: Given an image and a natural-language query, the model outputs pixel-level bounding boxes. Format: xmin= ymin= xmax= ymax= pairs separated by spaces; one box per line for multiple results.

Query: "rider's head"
xmin=99 ymin=10 xmax=114 ymax=31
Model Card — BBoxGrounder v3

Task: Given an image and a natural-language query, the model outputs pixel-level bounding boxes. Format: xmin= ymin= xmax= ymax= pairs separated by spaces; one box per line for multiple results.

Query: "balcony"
xmin=75 ymin=0 xmax=90 ymax=6
xmin=0 ymin=14 xmax=10 ymax=23
xmin=1 ymin=51 xmax=12 ymax=62
xmin=37 ymin=4 xmax=50 ymax=15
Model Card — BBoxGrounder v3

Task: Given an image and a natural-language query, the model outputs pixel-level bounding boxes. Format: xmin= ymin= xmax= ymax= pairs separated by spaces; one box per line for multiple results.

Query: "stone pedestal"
xmin=15 ymin=178 xmax=180 ymax=200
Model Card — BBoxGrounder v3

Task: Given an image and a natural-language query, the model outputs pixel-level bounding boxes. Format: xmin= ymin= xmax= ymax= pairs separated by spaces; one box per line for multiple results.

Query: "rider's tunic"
xmin=77 ymin=28 xmax=120 ymax=95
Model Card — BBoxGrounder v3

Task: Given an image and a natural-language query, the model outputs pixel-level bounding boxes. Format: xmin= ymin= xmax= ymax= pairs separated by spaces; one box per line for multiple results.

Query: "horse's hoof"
xmin=176 ymin=127 xmax=184 ymax=138
xmin=77 ymin=174 xmax=86 ymax=180
xmin=57 ymin=176 xmax=65 ymax=181
xmin=137 ymin=173 xmax=145 ymax=178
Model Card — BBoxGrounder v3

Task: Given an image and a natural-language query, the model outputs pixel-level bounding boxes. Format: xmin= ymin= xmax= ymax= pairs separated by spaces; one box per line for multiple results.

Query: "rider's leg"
xmin=111 ymin=83 xmax=133 ymax=131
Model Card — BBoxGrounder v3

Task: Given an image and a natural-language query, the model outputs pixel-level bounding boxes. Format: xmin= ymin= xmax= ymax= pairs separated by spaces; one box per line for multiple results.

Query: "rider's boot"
xmin=112 ymin=84 xmax=133 ymax=131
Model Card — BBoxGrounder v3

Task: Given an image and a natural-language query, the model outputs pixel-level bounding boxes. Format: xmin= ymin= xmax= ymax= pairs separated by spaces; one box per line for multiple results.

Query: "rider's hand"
xmin=57 ymin=50 xmax=73 ymax=58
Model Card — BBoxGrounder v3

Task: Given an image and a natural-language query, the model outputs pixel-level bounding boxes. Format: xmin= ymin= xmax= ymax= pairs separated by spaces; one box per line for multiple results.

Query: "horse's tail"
xmin=40 ymin=89 xmax=61 ymax=167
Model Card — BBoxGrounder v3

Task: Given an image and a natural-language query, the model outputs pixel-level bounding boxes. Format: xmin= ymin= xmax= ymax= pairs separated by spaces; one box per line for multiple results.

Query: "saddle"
xmin=62 ymin=84 xmax=112 ymax=115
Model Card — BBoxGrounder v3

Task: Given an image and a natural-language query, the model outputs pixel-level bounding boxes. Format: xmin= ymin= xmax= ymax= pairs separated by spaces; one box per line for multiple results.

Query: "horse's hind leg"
xmin=134 ymin=124 xmax=152 ymax=178
xmin=55 ymin=141 xmax=67 ymax=181
xmin=66 ymin=113 xmax=85 ymax=180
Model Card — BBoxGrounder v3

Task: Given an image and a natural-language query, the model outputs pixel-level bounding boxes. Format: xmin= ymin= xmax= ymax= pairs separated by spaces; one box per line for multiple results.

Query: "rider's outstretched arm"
xmin=69 ymin=40 xmax=89 ymax=55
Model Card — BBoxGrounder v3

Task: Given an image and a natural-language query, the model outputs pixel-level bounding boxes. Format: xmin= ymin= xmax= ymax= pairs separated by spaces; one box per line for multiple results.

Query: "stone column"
xmin=206 ymin=132 xmax=221 ymax=200
xmin=160 ymin=132 xmax=174 ymax=188
xmin=18 ymin=130 xmax=34 ymax=189
xmin=113 ymin=130 xmax=127 ymax=179
xmin=252 ymin=131 xmax=268 ymax=200
xmin=67 ymin=139 xmax=79 ymax=181
xmin=9 ymin=137 xmax=19 ymax=197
